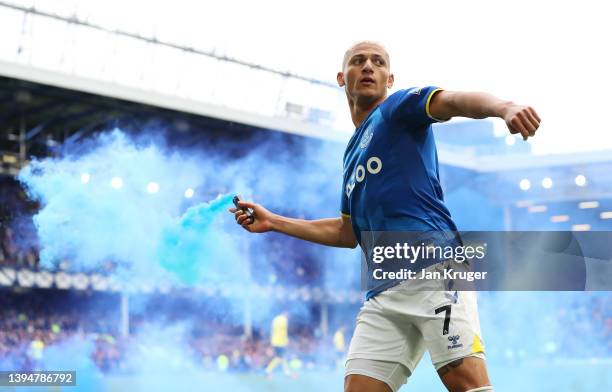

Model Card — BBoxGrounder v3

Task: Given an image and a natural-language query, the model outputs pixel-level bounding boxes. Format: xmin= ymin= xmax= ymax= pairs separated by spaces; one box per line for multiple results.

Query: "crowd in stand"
xmin=0 ymin=289 xmax=339 ymax=374
xmin=0 ymin=227 xmax=38 ymax=268
xmin=1 ymin=287 xmax=611 ymax=376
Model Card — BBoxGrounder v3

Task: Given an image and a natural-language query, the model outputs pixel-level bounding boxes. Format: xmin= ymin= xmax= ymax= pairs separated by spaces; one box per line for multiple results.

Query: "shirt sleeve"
xmin=380 ymin=86 xmax=447 ymax=127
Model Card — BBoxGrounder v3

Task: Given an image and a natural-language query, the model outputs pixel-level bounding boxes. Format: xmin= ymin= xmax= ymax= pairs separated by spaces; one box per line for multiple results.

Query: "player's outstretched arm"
xmin=429 ymin=90 xmax=541 ymax=140
xmin=228 ymin=200 xmax=358 ymax=248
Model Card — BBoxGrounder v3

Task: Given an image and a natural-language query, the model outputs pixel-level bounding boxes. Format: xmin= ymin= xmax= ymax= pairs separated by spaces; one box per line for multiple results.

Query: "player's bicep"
xmin=427 ymin=89 xmax=456 ymax=122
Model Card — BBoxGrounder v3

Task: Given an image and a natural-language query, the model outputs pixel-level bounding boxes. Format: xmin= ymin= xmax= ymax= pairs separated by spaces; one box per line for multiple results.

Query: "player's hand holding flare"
xmin=228 ymin=200 xmax=274 ymax=233
xmin=503 ymin=104 xmax=541 ymax=140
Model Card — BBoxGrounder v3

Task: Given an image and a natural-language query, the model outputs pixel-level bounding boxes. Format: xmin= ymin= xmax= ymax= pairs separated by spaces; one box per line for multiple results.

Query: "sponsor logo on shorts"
xmin=447 ymin=335 xmax=463 ymax=350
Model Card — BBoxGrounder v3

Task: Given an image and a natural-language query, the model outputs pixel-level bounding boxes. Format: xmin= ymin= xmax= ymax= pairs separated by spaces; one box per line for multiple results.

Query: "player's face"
xmin=338 ymin=44 xmax=394 ymax=104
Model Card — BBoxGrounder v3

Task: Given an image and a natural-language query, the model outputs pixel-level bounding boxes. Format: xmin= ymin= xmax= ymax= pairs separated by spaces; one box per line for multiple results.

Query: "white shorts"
xmin=345 ymin=261 xmax=486 ymax=391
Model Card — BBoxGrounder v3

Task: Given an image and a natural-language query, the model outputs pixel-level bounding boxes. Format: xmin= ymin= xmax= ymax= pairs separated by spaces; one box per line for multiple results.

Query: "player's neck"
xmin=348 ymin=95 xmax=387 ymax=128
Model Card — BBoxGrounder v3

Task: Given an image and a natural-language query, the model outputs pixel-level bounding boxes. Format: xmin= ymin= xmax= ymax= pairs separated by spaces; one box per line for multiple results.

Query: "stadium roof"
xmin=1 ymin=0 xmax=610 ymax=155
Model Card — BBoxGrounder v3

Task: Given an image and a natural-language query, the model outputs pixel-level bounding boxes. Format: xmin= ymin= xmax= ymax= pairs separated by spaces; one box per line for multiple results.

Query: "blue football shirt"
xmin=340 ymin=86 xmax=460 ymax=299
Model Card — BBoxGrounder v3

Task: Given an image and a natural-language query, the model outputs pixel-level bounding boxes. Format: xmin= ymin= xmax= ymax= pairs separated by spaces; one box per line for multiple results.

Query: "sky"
xmin=2 ymin=0 xmax=611 ymax=155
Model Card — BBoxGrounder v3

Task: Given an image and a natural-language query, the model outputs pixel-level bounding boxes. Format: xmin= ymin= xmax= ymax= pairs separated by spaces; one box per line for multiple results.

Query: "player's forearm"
xmin=431 ymin=90 xmax=541 ymax=140
xmin=444 ymin=91 xmax=513 ymax=120
xmin=270 ymin=215 xmax=357 ymax=248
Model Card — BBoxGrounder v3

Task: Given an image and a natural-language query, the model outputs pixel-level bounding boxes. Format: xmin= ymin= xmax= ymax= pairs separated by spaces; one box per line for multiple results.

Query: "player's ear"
xmin=387 ymin=73 xmax=394 ymax=89
xmin=337 ymin=71 xmax=345 ymax=87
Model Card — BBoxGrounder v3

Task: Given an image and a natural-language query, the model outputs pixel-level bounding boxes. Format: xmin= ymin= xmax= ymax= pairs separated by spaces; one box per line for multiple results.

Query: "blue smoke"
xmin=157 ymin=194 xmax=245 ymax=285
xmin=39 ymin=337 xmax=103 ymax=392
xmin=10 ymin=128 xmax=370 ymax=391
xmin=17 ymin=130 xmax=243 ymax=286
xmin=15 ymin=128 xmax=358 ymax=321
xmin=8 ymin=127 xmax=612 ymax=391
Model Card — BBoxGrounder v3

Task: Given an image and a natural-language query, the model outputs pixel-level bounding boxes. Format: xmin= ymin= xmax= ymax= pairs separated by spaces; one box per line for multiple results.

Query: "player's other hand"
xmin=228 ymin=200 xmax=275 ymax=233
xmin=503 ymin=104 xmax=541 ymax=141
